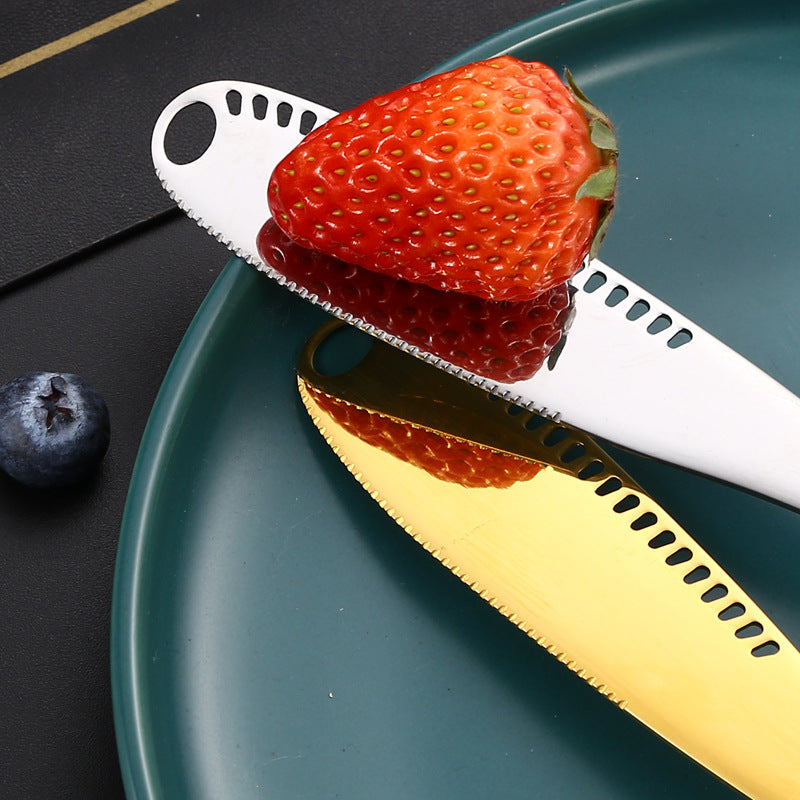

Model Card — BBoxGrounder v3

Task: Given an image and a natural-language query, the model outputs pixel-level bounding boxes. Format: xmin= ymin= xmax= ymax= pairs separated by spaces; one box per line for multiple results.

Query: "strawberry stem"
xmin=565 ymin=68 xmax=618 ymax=258
xmin=576 ymin=165 xmax=617 ymax=201
xmin=589 ymin=119 xmax=617 ymax=152
xmin=565 ymin=69 xmax=615 ymax=134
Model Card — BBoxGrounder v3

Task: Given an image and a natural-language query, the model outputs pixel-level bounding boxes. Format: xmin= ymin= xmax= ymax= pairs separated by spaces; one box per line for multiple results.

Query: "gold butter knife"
xmin=297 ymin=318 xmax=800 ymax=800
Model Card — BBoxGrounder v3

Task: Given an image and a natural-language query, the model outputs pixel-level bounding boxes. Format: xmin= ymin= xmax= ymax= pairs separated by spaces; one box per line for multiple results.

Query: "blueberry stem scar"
xmin=37 ymin=378 xmax=74 ymax=429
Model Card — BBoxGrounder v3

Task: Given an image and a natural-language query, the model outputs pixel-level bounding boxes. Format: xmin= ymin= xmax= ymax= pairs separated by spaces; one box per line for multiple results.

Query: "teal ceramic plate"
xmin=112 ymin=1 xmax=800 ymax=797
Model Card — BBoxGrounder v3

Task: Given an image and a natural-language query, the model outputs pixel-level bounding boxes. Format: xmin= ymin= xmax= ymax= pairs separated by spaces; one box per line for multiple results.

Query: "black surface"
xmin=1 ymin=0 xmax=563 ymax=292
xmin=0 ymin=1 xmax=566 ymax=797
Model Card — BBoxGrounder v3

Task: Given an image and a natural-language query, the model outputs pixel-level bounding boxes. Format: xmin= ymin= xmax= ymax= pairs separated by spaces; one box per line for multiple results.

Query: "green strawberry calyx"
xmin=565 ymin=69 xmax=618 ymax=259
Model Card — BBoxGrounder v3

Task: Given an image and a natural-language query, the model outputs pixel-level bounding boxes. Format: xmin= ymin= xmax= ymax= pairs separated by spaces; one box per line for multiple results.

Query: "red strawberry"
xmin=258 ymin=219 xmax=572 ymax=383
xmin=304 ymin=385 xmax=543 ymax=489
xmin=268 ymin=55 xmax=616 ymax=303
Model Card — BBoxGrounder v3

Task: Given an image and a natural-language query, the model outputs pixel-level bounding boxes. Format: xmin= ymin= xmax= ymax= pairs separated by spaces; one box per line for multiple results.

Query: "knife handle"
xmin=151 ymin=80 xmax=336 ymax=261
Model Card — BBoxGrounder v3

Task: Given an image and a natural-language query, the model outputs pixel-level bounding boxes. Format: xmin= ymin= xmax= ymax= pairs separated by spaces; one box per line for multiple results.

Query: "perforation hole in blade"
xmin=276 ymin=101 xmax=293 ymax=127
xmin=595 ymin=476 xmax=622 ymax=496
xmin=735 ymin=621 xmax=764 ymax=639
xmin=300 ymin=110 xmax=319 ymax=135
xmin=626 ymin=299 xmax=650 ymax=320
xmin=252 ymin=94 xmax=268 ymax=120
xmin=558 ymin=441 xmax=587 ymax=464
xmin=577 ymin=459 xmax=604 ymax=479
xmin=665 ymin=547 xmax=693 ymax=565
xmin=667 ymin=328 xmax=693 ymax=348
xmin=582 ymin=270 xmax=607 ymax=293
xmin=612 ymin=494 xmax=640 ymax=513
xmin=225 ymin=89 xmax=242 ymax=115
xmin=752 ymin=641 xmax=780 ymax=657
xmin=542 ymin=426 xmax=569 ymax=447
xmin=646 ymin=314 xmax=672 ymax=335
xmin=648 ymin=530 xmax=677 ymax=548
xmin=701 ymin=583 xmax=729 ymax=602
xmin=718 ymin=602 xmax=746 ymax=621
xmin=683 ymin=565 xmax=711 ymax=584
xmin=630 ymin=511 xmax=657 ymax=530
xmin=523 ymin=414 xmax=548 ymax=431
xmin=604 ymin=285 xmax=628 ymax=307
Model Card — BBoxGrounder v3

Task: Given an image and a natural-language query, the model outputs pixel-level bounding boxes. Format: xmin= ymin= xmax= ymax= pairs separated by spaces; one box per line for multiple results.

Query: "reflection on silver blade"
xmin=152 ymin=80 xmax=800 ymax=509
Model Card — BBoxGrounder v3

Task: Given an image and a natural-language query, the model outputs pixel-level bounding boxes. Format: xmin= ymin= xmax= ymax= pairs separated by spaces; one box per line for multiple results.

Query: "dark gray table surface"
xmin=0 ymin=1 xmax=566 ymax=797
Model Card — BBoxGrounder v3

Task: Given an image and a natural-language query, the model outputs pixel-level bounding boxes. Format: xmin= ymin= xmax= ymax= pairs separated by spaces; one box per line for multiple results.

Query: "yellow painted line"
xmin=0 ymin=0 xmax=181 ymax=80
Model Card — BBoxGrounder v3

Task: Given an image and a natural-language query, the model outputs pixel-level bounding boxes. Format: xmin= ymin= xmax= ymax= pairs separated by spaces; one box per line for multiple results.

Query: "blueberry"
xmin=0 ymin=372 xmax=110 ymax=488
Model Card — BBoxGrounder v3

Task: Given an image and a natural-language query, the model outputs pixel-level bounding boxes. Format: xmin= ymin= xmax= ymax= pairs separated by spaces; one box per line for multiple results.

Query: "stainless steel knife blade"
xmin=296 ymin=318 xmax=800 ymax=800
xmin=152 ymin=79 xmax=800 ymax=509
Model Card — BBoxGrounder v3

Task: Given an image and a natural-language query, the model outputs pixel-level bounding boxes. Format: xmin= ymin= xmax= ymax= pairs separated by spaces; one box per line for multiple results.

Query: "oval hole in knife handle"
xmin=161 ymin=101 xmax=217 ymax=166
xmin=298 ymin=319 xmax=800 ymax=800
xmin=303 ymin=322 xmax=374 ymax=379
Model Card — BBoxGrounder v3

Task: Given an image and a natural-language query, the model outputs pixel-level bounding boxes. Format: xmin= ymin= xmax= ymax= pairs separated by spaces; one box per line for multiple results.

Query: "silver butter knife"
xmin=151 ymin=80 xmax=800 ymax=509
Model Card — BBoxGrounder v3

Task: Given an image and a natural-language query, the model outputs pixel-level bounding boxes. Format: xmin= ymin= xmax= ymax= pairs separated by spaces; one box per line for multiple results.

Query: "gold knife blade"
xmin=296 ymin=319 xmax=800 ymax=800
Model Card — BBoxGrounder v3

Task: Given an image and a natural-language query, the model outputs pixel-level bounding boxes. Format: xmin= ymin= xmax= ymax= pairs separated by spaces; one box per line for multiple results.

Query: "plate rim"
xmin=111 ymin=257 xmax=254 ymax=797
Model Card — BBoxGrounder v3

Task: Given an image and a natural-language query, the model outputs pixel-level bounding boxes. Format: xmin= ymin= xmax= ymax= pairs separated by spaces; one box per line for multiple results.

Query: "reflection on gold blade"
xmin=296 ymin=320 xmax=800 ymax=800
xmin=304 ymin=384 xmax=542 ymax=489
